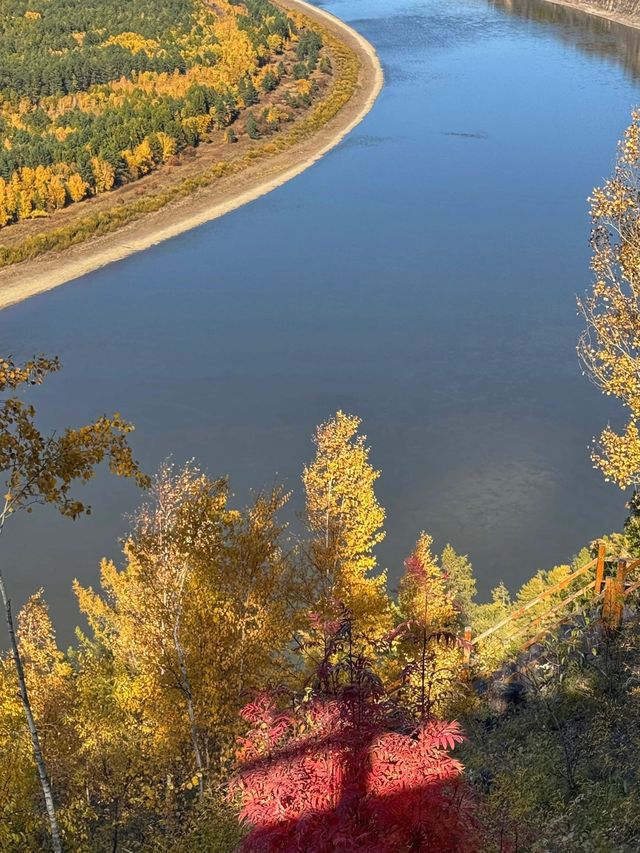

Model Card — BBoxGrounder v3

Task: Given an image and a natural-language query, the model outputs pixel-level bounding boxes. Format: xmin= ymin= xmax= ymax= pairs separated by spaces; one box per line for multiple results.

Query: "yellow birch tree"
xmin=579 ymin=111 xmax=640 ymax=491
xmin=0 ymin=354 xmax=147 ymax=853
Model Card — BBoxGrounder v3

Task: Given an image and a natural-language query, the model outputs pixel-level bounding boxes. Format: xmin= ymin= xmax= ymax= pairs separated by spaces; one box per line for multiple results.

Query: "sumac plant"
xmin=231 ymin=626 xmax=475 ymax=852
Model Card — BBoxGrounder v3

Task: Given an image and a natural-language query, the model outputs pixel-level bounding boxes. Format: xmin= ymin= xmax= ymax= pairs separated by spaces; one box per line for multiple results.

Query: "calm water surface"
xmin=2 ymin=0 xmax=639 ymax=643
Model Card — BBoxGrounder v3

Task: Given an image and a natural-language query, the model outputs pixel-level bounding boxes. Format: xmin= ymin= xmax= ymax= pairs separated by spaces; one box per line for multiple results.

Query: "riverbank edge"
xmin=0 ymin=0 xmax=383 ymax=312
xmin=542 ymin=0 xmax=640 ymax=30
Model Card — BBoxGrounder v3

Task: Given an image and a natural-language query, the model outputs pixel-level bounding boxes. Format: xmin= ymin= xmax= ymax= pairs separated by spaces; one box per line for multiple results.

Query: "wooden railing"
xmin=462 ymin=543 xmax=640 ymax=674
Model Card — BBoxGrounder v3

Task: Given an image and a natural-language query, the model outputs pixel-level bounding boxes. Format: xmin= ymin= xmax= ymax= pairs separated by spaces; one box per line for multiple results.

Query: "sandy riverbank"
xmin=0 ymin=0 xmax=383 ymax=312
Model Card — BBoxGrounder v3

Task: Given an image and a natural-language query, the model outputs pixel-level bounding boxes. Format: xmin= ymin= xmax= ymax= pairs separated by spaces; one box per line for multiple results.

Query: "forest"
xmin=0 ymin=0 xmax=328 ymax=227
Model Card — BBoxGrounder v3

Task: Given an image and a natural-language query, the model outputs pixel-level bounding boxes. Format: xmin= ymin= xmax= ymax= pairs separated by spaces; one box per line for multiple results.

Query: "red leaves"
xmin=424 ymin=719 xmax=466 ymax=752
xmin=231 ymin=696 xmax=475 ymax=852
xmin=237 ymin=693 xmax=296 ymax=763
xmin=368 ymin=720 xmax=465 ymax=799
xmin=404 ymin=554 xmax=427 ymax=585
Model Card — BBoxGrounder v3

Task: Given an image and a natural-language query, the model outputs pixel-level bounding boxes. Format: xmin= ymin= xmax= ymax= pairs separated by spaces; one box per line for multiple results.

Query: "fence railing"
xmin=462 ymin=543 xmax=640 ymax=674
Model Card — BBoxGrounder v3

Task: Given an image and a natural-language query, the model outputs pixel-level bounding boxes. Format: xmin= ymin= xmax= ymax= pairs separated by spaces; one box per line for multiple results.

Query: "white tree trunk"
xmin=0 ymin=567 xmax=63 ymax=852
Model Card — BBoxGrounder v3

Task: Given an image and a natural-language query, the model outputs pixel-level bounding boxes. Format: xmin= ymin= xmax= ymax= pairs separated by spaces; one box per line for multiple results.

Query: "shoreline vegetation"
xmin=0 ymin=0 xmax=383 ymax=312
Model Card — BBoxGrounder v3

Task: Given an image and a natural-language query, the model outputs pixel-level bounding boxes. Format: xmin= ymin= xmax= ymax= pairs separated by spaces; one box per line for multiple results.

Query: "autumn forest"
xmin=6 ymin=110 xmax=640 ymax=847
xmin=0 ymin=0 xmax=342 ymax=267
xmin=5 ymin=0 xmax=640 ymax=851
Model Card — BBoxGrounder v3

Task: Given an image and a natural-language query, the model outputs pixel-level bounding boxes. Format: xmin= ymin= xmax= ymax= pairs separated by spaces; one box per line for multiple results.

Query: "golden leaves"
xmin=0 ymin=355 xmax=59 ymax=391
xmin=66 ymin=172 xmax=88 ymax=203
xmin=122 ymin=138 xmax=155 ymax=180
xmin=0 ymin=0 xmax=296 ymax=231
xmin=213 ymin=17 xmax=259 ymax=89
xmin=579 ymin=112 xmax=640 ymax=489
xmin=0 ymin=355 xmax=148 ymax=523
xmin=302 ymin=411 xmax=391 ymax=643
xmin=103 ymin=31 xmax=160 ymax=57
xmin=90 ymin=156 xmax=115 ymax=193
xmin=592 ymin=420 xmax=640 ymax=489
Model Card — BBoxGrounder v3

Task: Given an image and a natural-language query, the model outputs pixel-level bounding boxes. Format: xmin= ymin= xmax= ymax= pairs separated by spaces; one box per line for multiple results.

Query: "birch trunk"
xmin=0 ymin=566 xmax=63 ymax=853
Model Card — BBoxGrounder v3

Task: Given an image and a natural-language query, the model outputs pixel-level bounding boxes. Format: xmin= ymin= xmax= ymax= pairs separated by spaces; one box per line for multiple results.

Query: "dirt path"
xmin=0 ymin=0 xmax=383 ymax=312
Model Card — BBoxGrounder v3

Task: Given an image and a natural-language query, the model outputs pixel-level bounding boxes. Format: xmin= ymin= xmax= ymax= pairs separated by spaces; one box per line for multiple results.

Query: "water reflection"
xmin=491 ymin=0 xmax=640 ymax=78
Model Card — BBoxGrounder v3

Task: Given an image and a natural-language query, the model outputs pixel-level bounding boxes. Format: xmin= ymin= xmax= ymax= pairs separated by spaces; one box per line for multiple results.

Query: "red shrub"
xmin=231 ymin=692 xmax=475 ymax=852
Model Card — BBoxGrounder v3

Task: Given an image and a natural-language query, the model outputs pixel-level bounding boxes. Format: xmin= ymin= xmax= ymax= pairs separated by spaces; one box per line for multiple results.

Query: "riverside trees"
xmin=6 ymin=399 xmax=635 ymax=850
xmin=0 ymin=0 xmax=323 ymax=227
xmin=0 ymin=404 xmax=475 ymax=850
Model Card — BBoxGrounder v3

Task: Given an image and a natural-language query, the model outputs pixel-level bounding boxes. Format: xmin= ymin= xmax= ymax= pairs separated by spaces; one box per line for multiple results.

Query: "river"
xmin=1 ymin=0 xmax=638 ymax=644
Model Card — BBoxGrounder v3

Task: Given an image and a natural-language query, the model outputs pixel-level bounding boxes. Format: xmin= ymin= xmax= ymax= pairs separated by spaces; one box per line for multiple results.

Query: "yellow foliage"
xmin=266 ymin=106 xmax=288 ymax=126
xmin=103 ymin=31 xmax=159 ymax=56
xmin=579 ymin=111 xmax=640 ymax=488
xmin=156 ymin=131 xmax=177 ymax=162
xmin=182 ymin=113 xmax=213 ymax=135
xmin=51 ymin=125 xmax=74 ymax=142
xmin=0 ymin=165 xmax=74 ymax=226
xmin=302 ymin=411 xmax=391 ymax=644
xmin=122 ymin=137 xmax=154 ymax=180
xmin=8 ymin=112 xmax=26 ymax=131
xmin=399 ymin=533 xmax=457 ymax=629
xmin=213 ymin=17 xmax=258 ymax=88
xmin=75 ymin=462 xmax=302 ymax=781
xmin=382 ymin=534 xmax=466 ymax=719
xmin=593 ymin=420 xmax=640 ymax=489
xmin=267 ymin=33 xmax=284 ymax=53
xmin=66 ymin=172 xmax=88 ymax=203
xmin=90 ymin=156 xmax=115 ymax=193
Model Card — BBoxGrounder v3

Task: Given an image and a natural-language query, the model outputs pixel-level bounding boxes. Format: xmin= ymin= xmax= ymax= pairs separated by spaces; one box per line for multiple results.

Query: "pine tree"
xmin=440 ymin=544 xmax=477 ymax=628
xmin=245 ymin=111 xmax=260 ymax=139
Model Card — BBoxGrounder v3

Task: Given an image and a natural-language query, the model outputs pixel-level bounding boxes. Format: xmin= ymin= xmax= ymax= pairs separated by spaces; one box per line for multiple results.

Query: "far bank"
xmin=0 ymin=0 xmax=383 ymax=312
xmin=542 ymin=0 xmax=640 ymax=28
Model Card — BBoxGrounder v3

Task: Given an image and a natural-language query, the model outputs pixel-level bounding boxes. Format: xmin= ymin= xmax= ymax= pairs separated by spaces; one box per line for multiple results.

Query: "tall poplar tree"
xmin=302 ymin=411 xmax=391 ymax=645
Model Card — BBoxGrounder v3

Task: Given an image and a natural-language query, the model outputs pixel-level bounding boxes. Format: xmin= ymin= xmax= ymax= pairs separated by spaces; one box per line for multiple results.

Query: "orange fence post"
xmin=595 ymin=541 xmax=606 ymax=596
xmin=462 ymin=626 xmax=472 ymax=679
xmin=603 ymin=576 xmax=624 ymax=632
xmin=603 ymin=578 xmax=613 ymax=630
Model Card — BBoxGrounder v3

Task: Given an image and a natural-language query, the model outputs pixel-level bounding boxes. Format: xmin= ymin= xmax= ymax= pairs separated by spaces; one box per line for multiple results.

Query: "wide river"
xmin=2 ymin=0 xmax=640 ymax=643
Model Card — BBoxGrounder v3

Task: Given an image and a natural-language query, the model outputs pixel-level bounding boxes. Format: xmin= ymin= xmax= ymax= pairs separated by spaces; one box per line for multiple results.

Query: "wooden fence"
xmin=462 ymin=542 xmax=640 ymax=674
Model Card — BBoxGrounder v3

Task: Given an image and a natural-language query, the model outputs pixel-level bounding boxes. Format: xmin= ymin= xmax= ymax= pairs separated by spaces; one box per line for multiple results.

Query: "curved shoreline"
xmin=0 ymin=0 xmax=383 ymax=312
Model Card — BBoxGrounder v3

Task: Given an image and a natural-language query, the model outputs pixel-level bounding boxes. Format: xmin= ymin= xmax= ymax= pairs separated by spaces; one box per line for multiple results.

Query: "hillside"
xmin=464 ymin=599 xmax=640 ymax=851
